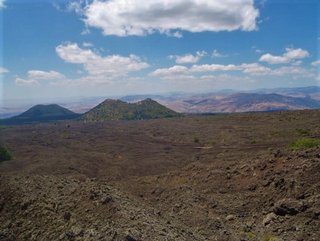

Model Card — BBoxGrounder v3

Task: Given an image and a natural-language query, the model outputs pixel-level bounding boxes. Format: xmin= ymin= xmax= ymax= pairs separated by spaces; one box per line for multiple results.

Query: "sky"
xmin=0 ymin=0 xmax=319 ymax=102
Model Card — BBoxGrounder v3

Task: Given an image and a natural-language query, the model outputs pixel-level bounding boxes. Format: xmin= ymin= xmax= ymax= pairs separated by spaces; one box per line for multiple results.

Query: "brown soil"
xmin=0 ymin=110 xmax=320 ymax=240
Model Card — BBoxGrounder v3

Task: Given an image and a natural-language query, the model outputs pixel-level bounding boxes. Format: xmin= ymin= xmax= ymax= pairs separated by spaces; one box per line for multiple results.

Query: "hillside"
xmin=0 ymin=104 xmax=80 ymax=125
xmin=159 ymin=93 xmax=320 ymax=113
xmin=81 ymin=98 xmax=181 ymax=121
xmin=185 ymin=93 xmax=320 ymax=113
xmin=0 ymin=110 xmax=320 ymax=240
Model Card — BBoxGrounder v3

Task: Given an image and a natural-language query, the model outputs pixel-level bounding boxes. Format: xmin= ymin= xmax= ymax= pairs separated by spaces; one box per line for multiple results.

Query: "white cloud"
xmin=191 ymin=64 xmax=241 ymax=72
xmin=0 ymin=67 xmax=9 ymax=74
xmin=241 ymin=63 xmax=271 ymax=75
xmin=212 ymin=49 xmax=227 ymax=58
xmin=291 ymin=60 xmax=302 ymax=66
xmin=270 ymin=66 xmax=313 ymax=77
xmin=67 ymin=1 xmax=84 ymax=13
xmin=56 ymin=43 xmax=97 ymax=64
xmin=16 ymin=43 xmax=150 ymax=87
xmin=151 ymin=65 xmax=189 ymax=77
xmin=15 ymin=78 xmax=38 ymax=86
xmin=0 ymin=0 xmax=6 ymax=9
xmin=150 ymin=62 xmax=315 ymax=81
xmin=81 ymin=0 xmax=259 ymax=37
xmin=311 ymin=60 xmax=320 ymax=67
xmin=170 ymin=51 xmax=207 ymax=64
xmin=56 ymin=43 xmax=149 ymax=78
xmin=259 ymin=48 xmax=310 ymax=64
xmin=15 ymin=70 xmax=66 ymax=86
xmin=27 ymin=70 xmax=65 ymax=80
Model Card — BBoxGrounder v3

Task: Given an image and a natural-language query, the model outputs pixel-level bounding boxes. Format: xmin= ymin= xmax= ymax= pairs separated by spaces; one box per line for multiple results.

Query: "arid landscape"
xmin=1 ymin=109 xmax=320 ymax=240
xmin=1 ymin=0 xmax=319 ymax=240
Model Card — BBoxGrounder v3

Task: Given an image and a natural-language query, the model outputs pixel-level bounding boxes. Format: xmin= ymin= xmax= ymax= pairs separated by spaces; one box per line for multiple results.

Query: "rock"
xmin=125 ymin=229 xmax=142 ymax=241
xmin=63 ymin=211 xmax=71 ymax=221
xmin=100 ymin=195 xmax=113 ymax=204
xmin=273 ymin=150 xmax=282 ymax=158
xmin=226 ymin=215 xmax=236 ymax=221
xmin=273 ymin=198 xmax=308 ymax=216
xmin=263 ymin=212 xmax=277 ymax=226
xmin=125 ymin=235 xmax=139 ymax=241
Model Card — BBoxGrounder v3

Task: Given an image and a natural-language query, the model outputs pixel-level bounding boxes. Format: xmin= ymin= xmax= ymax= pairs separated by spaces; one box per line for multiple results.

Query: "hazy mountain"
xmin=120 ymin=95 xmax=165 ymax=103
xmin=173 ymin=93 xmax=320 ymax=113
xmin=1 ymin=87 xmax=319 ymax=119
xmin=0 ymin=104 xmax=80 ymax=125
xmin=81 ymin=98 xmax=181 ymax=121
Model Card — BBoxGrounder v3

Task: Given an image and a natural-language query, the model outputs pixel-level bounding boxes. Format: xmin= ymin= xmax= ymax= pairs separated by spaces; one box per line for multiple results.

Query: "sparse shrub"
xmin=193 ymin=136 xmax=199 ymax=143
xmin=251 ymin=140 xmax=257 ymax=144
xmin=0 ymin=144 xmax=12 ymax=162
xmin=263 ymin=234 xmax=280 ymax=241
xmin=245 ymin=231 xmax=256 ymax=239
xmin=290 ymin=138 xmax=320 ymax=150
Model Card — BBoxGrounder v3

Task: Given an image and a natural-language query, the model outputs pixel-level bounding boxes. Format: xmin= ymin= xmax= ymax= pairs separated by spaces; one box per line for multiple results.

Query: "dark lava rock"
xmin=63 ymin=212 xmax=71 ymax=221
xmin=125 ymin=234 xmax=140 ymax=241
xmin=273 ymin=198 xmax=308 ymax=216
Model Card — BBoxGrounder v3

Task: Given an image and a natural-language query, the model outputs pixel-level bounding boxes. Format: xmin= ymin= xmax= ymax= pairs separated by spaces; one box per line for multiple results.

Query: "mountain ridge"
xmin=81 ymin=98 xmax=181 ymax=121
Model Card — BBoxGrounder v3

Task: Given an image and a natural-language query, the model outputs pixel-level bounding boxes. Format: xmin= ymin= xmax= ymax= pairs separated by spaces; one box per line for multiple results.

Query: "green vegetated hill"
xmin=0 ymin=104 xmax=80 ymax=125
xmin=81 ymin=98 xmax=181 ymax=121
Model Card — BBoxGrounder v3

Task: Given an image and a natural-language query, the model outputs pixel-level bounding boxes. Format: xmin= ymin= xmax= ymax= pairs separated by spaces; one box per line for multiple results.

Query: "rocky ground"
xmin=0 ymin=110 xmax=320 ymax=240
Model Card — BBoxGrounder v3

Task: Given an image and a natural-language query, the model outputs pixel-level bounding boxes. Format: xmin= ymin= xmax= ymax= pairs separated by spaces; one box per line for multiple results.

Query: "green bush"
xmin=0 ymin=144 xmax=12 ymax=162
xmin=290 ymin=138 xmax=320 ymax=150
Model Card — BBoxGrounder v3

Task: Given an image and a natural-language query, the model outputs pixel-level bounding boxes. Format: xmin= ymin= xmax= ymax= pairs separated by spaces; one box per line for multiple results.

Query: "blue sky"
xmin=0 ymin=0 xmax=319 ymax=102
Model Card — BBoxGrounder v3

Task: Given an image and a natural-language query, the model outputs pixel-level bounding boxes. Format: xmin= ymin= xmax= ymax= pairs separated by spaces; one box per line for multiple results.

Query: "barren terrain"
xmin=1 ymin=110 xmax=320 ymax=240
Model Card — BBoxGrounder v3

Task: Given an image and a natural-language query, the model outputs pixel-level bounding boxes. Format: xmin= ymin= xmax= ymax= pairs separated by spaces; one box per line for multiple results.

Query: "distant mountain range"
xmin=120 ymin=86 xmax=320 ymax=113
xmin=1 ymin=86 xmax=319 ymax=124
xmin=180 ymin=93 xmax=320 ymax=113
xmin=81 ymin=98 xmax=181 ymax=121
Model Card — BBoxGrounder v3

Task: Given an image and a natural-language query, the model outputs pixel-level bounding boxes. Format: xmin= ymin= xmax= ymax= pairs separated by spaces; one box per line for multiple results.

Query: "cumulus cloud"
xmin=16 ymin=43 xmax=150 ymax=87
xmin=15 ymin=78 xmax=38 ymax=86
xmin=259 ymin=48 xmax=310 ymax=64
xmin=80 ymin=0 xmax=259 ymax=37
xmin=55 ymin=42 xmax=150 ymax=85
xmin=169 ymin=51 xmax=207 ymax=64
xmin=15 ymin=70 xmax=66 ymax=86
xmin=150 ymin=62 xmax=314 ymax=80
xmin=151 ymin=65 xmax=189 ymax=77
xmin=0 ymin=67 xmax=9 ymax=74
xmin=191 ymin=64 xmax=241 ymax=72
xmin=241 ymin=63 xmax=271 ymax=75
xmin=56 ymin=43 xmax=149 ymax=78
xmin=27 ymin=70 xmax=65 ymax=80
